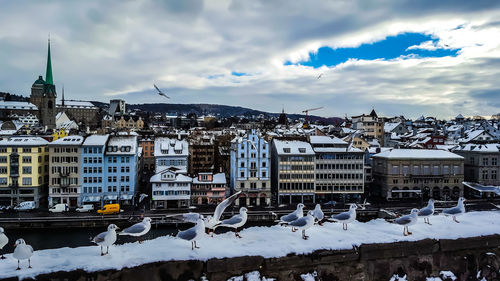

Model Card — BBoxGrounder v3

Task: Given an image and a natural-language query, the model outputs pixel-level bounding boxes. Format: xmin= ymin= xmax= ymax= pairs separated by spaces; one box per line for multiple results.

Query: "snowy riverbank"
xmin=1 ymin=210 xmax=499 ymax=280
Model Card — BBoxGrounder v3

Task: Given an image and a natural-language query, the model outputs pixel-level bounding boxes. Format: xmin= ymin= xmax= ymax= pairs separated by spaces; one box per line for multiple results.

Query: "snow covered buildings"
xmin=0 ymin=137 xmax=49 ymax=208
xmin=191 ymin=172 xmax=227 ymax=205
xmin=351 ymin=109 xmax=385 ymax=146
xmin=309 ymin=136 xmax=365 ymax=203
xmin=48 ymin=136 xmax=84 ymax=207
xmin=150 ymin=168 xmax=192 ymax=209
xmin=103 ymin=135 xmax=139 ymax=206
xmin=80 ymin=135 xmax=108 ymax=207
xmin=271 ymin=139 xmax=315 ymax=204
xmin=154 ymin=137 xmax=189 ymax=174
xmin=372 ymin=149 xmax=464 ymax=200
xmin=230 ymin=130 xmax=271 ymax=206
xmin=453 ymin=144 xmax=500 ymax=188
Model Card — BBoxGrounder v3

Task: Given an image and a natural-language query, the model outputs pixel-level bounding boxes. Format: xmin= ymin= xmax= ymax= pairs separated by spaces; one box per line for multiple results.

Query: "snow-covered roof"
xmin=106 ymin=135 xmax=138 ymax=155
xmin=384 ymin=122 xmax=401 ymax=133
xmin=150 ymin=169 xmax=193 ymax=182
xmin=50 ymin=135 xmax=84 ymax=145
xmin=314 ymin=147 xmax=363 ymax=153
xmin=309 ymin=135 xmax=346 ymax=145
xmin=83 ymin=135 xmax=109 ymax=146
xmin=0 ymin=101 xmax=37 ymax=110
xmin=273 ymin=140 xmax=314 ymax=155
xmin=373 ymin=149 xmax=463 ymax=160
xmin=0 ymin=136 xmax=48 ymax=146
xmin=154 ymin=137 xmax=188 ymax=157
xmin=192 ymin=173 xmax=227 ymax=184
xmin=453 ymin=143 xmax=500 ymax=153
xmin=57 ymin=100 xmax=97 ymax=109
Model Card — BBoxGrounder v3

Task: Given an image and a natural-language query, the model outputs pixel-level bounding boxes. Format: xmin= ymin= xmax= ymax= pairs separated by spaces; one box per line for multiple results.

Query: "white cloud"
xmin=0 ymin=0 xmax=500 ymax=119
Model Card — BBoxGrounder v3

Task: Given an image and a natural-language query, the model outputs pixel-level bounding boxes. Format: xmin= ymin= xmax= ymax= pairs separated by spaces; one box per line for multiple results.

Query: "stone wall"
xmin=12 ymin=234 xmax=500 ymax=281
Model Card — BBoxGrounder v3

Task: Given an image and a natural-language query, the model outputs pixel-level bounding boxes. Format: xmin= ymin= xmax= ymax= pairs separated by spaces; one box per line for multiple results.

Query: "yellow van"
xmin=97 ymin=204 xmax=120 ymax=215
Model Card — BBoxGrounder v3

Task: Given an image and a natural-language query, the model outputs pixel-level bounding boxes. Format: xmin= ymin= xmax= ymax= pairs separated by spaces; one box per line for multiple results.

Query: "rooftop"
xmin=273 ymin=140 xmax=314 ymax=155
xmin=373 ymin=149 xmax=463 ymax=160
xmin=83 ymin=135 xmax=109 ymax=146
xmin=0 ymin=136 xmax=49 ymax=146
xmin=50 ymin=135 xmax=85 ymax=146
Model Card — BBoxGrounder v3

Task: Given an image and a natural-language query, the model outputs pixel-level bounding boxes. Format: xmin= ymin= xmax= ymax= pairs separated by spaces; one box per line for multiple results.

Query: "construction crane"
xmin=302 ymin=107 xmax=323 ymax=128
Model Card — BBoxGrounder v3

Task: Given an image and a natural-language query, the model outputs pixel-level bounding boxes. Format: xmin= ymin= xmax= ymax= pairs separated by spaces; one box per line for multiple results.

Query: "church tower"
xmin=30 ymin=39 xmax=57 ymax=130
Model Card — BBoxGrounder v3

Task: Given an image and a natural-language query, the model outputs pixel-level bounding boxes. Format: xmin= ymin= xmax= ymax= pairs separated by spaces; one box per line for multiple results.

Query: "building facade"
xmin=80 ymin=135 xmax=108 ymax=207
xmin=154 ymin=137 xmax=188 ymax=174
xmin=48 ymin=136 xmax=84 ymax=207
xmin=230 ymin=130 xmax=271 ymax=207
xmin=150 ymin=168 xmax=192 ymax=209
xmin=309 ymin=136 xmax=364 ymax=203
xmin=271 ymin=139 xmax=315 ymax=205
xmin=372 ymin=149 xmax=464 ymax=200
xmin=103 ymin=135 xmax=139 ymax=205
xmin=0 ymin=137 xmax=49 ymax=208
xmin=453 ymin=144 xmax=500 ymax=186
xmin=351 ymin=109 xmax=384 ymax=146
xmin=188 ymin=134 xmax=216 ymax=175
xmin=191 ymin=172 xmax=227 ymax=205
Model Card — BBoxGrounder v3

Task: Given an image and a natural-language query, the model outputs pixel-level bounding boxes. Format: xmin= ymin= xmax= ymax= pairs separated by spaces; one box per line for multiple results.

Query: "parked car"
xmin=13 ymin=201 xmax=36 ymax=211
xmin=76 ymin=204 xmax=94 ymax=213
xmin=49 ymin=203 xmax=69 ymax=213
xmin=97 ymin=204 xmax=121 ymax=215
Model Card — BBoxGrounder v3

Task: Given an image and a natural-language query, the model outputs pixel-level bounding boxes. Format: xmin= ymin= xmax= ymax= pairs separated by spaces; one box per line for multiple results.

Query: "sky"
xmin=1 ymin=0 xmax=500 ymax=119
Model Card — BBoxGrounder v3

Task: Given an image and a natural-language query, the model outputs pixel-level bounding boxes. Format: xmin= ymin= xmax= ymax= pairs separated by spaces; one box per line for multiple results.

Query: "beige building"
xmin=48 ymin=135 xmax=84 ymax=207
xmin=352 ymin=109 xmax=384 ymax=146
xmin=372 ymin=149 xmax=464 ymax=200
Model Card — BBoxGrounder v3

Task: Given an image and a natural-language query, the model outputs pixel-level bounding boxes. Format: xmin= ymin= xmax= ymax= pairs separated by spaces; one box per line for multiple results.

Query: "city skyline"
xmin=1 ymin=1 xmax=500 ymax=119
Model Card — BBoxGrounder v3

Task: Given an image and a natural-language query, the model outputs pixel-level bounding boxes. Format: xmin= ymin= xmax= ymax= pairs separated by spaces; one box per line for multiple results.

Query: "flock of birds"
xmin=0 ymin=195 xmax=467 ymax=270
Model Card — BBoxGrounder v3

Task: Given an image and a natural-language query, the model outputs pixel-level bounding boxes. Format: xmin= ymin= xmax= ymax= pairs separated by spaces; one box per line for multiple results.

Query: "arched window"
xmin=402 ymin=187 xmax=410 ymax=198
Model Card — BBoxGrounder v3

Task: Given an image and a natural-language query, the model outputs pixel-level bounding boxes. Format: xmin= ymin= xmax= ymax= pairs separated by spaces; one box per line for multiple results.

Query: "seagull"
xmin=317 ymin=73 xmax=323 ymax=80
xmin=154 ymin=84 xmax=170 ymax=99
xmin=279 ymin=203 xmax=304 ymax=231
xmin=395 ymin=209 xmax=419 ymax=236
xmin=0 ymin=227 xmax=8 ymax=259
xmin=330 ymin=204 xmax=357 ymax=230
xmin=13 ymin=239 xmax=33 ymax=270
xmin=442 ymin=197 xmax=466 ymax=223
xmin=168 ymin=191 xmax=241 ymax=237
xmin=91 ymin=224 xmax=119 ymax=256
xmin=287 ymin=211 xmax=315 ymax=240
xmin=215 ymin=207 xmax=248 ymax=238
xmin=119 ymin=217 xmax=152 ymax=243
xmin=176 ymin=215 xmax=205 ymax=250
xmin=312 ymin=204 xmax=324 ymax=226
xmin=138 ymin=193 xmax=149 ymax=203
xmin=418 ymin=199 xmax=435 ymax=225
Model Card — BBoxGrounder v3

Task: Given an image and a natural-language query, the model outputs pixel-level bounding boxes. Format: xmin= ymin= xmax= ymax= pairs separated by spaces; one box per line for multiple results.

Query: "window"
xmin=262 ymin=182 xmax=266 ymax=188
xmin=413 ymin=165 xmax=420 ymax=175
xmin=262 ymin=171 xmax=266 ymax=178
xmin=453 ymin=165 xmax=460 ymax=175
xmin=483 ymin=157 xmax=489 ymax=166
xmin=0 ymin=167 xmax=7 ymax=174
xmin=22 ymin=156 xmax=32 ymax=163
xmin=298 ymin=148 xmax=306 ymax=153
xmin=492 ymin=170 xmax=497 ymax=180
xmin=22 ymin=167 xmax=32 ymax=174
xmin=240 ymin=171 xmax=244 ymax=178
xmin=0 ymin=157 xmax=7 ymax=163
xmin=240 ymin=182 xmax=244 ymax=188
xmin=443 ymin=165 xmax=450 ymax=174
xmin=402 ymin=166 xmax=409 ymax=175
xmin=283 ymin=148 xmax=290 ymax=153
xmin=492 ymin=158 xmax=498 ymax=166
xmin=22 ymin=178 xmax=32 ymax=185
xmin=250 ymin=182 xmax=257 ymax=189
xmin=482 ymin=170 xmax=488 ymax=180
xmin=392 ymin=165 xmax=399 ymax=175
xmin=240 ymin=162 xmax=245 ymax=168
xmin=0 ymin=178 xmax=7 ymax=184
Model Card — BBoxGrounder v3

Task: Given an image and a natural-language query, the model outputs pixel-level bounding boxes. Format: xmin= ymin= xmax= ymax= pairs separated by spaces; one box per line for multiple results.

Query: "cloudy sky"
xmin=1 ymin=0 xmax=500 ymax=119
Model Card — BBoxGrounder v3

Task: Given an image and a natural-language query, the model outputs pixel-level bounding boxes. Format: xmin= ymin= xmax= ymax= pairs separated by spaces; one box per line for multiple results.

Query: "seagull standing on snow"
xmin=215 ymin=207 xmax=248 ymax=238
xmin=443 ymin=197 xmax=466 ymax=223
xmin=312 ymin=204 xmax=324 ymax=225
xmin=418 ymin=199 xmax=435 ymax=225
xmin=13 ymin=239 xmax=33 ymax=270
xmin=331 ymin=204 xmax=357 ymax=230
xmin=280 ymin=203 xmax=304 ymax=231
xmin=91 ymin=224 xmax=119 ymax=256
xmin=177 ymin=215 xmax=205 ymax=250
xmin=0 ymin=227 xmax=8 ymax=259
xmin=395 ymin=209 xmax=419 ymax=236
xmin=119 ymin=217 xmax=152 ymax=243
xmin=287 ymin=211 xmax=315 ymax=240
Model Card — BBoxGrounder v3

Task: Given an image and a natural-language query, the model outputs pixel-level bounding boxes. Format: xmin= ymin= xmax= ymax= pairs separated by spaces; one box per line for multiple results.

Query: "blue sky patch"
xmin=231 ymin=71 xmax=249 ymax=76
xmin=285 ymin=32 xmax=459 ymax=68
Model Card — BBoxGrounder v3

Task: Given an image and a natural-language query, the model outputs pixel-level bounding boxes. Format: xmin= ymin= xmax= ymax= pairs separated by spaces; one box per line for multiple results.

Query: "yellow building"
xmin=0 ymin=136 xmax=50 ymax=207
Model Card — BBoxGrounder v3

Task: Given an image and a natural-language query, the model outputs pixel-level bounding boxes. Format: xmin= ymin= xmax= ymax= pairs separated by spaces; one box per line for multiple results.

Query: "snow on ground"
xmin=227 ymin=271 xmax=275 ymax=281
xmin=300 ymin=271 xmax=318 ymax=281
xmin=0 ymin=211 xmax=499 ymax=280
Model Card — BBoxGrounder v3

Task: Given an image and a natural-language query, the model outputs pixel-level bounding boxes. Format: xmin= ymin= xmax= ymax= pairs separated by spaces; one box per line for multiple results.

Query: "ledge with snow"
xmin=1 ymin=211 xmax=500 ymax=281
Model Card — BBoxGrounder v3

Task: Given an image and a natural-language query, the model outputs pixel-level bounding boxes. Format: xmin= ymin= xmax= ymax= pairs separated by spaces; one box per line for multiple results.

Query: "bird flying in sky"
xmin=154 ymin=84 xmax=170 ymax=99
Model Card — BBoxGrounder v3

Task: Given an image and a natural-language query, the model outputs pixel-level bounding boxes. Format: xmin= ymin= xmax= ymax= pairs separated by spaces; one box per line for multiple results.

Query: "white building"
xmin=150 ymin=168 xmax=192 ymax=209
xmin=154 ymin=137 xmax=189 ymax=174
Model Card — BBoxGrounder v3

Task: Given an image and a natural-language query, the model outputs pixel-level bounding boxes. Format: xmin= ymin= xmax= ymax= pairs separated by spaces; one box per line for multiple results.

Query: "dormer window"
xmin=283 ymin=148 xmax=290 ymax=153
xmin=299 ymin=148 xmax=306 ymax=153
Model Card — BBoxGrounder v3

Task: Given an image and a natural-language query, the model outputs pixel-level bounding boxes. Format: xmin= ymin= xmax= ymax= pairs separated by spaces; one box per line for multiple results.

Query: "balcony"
xmin=59 ymin=171 xmax=70 ymax=177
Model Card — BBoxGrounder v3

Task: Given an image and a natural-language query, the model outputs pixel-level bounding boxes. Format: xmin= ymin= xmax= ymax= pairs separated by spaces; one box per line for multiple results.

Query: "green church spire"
xmin=45 ymin=38 xmax=53 ymax=85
